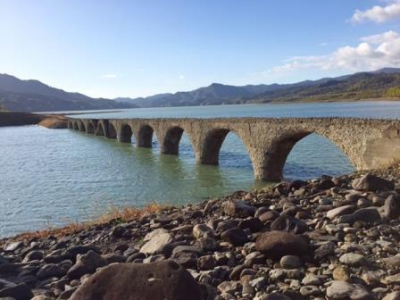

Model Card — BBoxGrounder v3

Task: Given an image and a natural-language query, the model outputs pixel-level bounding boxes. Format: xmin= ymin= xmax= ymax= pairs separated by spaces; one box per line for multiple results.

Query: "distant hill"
xmin=115 ymin=83 xmax=292 ymax=107
xmin=116 ymin=68 xmax=400 ymax=107
xmin=0 ymin=74 xmax=137 ymax=112
xmin=251 ymin=70 xmax=400 ymax=103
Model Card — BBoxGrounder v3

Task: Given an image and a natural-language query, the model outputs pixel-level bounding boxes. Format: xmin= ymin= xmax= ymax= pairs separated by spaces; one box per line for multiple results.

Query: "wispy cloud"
xmin=351 ymin=1 xmax=400 ymax=23
xmin=258 ymin=30 xmax=400 ymax=77
xmin=179 ymin=75 xmax=185 ymax=80
xmin=101 ymin=74 xmax=117 ymax=79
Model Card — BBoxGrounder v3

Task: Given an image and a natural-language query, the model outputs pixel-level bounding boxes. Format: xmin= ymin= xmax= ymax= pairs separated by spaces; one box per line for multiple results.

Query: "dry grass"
xmin=38 ymin=116 xmax=68 ymax=129
xmin=96 ymin=203 xmax=162 ymax=224
xmin=12 ymin=203 xmax=163 ymax=241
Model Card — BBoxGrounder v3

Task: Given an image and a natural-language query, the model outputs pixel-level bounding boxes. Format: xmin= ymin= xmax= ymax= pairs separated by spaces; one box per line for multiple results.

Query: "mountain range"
xmin=0 ymin=74 xmax=136 ymax=112
xmin=115 ymin=68 xmax=400 ymax=107
xmin=1 ymin=68 xmax=400 ymax=112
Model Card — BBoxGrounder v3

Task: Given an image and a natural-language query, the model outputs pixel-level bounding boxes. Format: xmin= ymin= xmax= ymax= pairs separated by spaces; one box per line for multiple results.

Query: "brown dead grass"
xmin=12 ymin=203 xmax=162 ymax=241
xmin=38 ymin=116 xmax=68 ymax=129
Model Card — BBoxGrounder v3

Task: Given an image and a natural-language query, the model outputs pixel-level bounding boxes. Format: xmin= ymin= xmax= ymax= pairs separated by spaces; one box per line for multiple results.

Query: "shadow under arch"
xmin=108 ymin=123 xmax=117 ymax=139
xmin=264 ymin=131 xmax=355 ymax=181
xmin=162 ymin=126 xmax=185 ymax=155
xmin=119 ymin=124 xmax=134 ymax=143
xmin=86 ymin=122 xmax=95 ymax=134
xmin=79 ymin=121 xmax=86 ymax=133
xmin=96 ymin=122 xmax=106 ymax=137
xmin=138 ymin=124 xmax=155 ymax=148
xmin=73 ymin=121 xmax=79 ymax=130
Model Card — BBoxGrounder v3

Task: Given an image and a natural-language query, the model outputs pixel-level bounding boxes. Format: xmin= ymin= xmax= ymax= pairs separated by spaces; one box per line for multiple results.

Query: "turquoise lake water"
xmin=1 ymin=101 xmax=400 ymax=237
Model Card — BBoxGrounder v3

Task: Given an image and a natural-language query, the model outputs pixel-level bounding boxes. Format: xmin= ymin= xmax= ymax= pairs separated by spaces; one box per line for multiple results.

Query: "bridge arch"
xmin=75 ymin=120 xmax=82 ymax=131
xmin=108 ymin=123 xmax=117 ymax=139
xmin=72 ymin=121 xmax=79 ymax=130
xmin=96 ymin=122 xmax=106 ymax=137
xmin=86 ymin=121 xmax=95 ymax=134
xmin=79 ymin=121 xmax=86 ymax=132
xmin=138 ymin=124 xmax=155 ymax=148
xmin=260 ymin=131 xmax=312 ymax=181
xmin=256 ymin=130 xmax=355 ymax=181
xmin=119 ymin=124 xmax=134 ymax=143
xmin=199 ymin=127 xmax=252 ymax=168
xmin=161 ymin=126 xmax=185 ymax=155
xmin=200 ymin=128 xmax=230 ymax=165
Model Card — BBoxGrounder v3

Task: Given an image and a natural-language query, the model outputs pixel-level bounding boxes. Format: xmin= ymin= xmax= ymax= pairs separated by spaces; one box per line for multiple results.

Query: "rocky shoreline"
xmin=2 ymin=168 xmax=400 ymax=299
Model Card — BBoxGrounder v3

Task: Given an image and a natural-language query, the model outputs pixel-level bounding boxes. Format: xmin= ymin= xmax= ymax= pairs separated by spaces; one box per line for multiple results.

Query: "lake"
xmin=1 ymin=101 xmax=400 ymax=237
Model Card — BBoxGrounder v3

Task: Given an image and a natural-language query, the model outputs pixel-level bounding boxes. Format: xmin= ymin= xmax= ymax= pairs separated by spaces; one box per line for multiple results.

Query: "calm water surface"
xmin=1 ymin=101 xmax=400 ymax=237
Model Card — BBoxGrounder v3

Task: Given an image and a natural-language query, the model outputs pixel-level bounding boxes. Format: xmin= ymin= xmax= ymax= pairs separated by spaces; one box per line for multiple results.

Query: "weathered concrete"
xmin=67 ymin=117 xmax=400 ymax=181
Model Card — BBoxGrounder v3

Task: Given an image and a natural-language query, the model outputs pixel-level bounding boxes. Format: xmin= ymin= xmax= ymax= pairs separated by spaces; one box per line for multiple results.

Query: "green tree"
xmin=386 ymin=87 xmax=400 ymax=98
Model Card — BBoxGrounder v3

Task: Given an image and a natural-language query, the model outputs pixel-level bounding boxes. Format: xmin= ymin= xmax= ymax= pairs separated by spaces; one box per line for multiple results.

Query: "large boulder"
xmin=193 ymin=224 xmax=214 ymax=239
xmin=326 ymin=205 xmax=356 ymax=220
xmin=4 ymin=241 xmax=24 ymax=252
xmin=70 ymin=261 xmax=204 ymax=300
xmin=67 ymin=244 xmax=100 ymax=258
xmin=287 ymin=180 xmax=308 ymax=191
xmin=337 ymin=207 xmax=381 ymax=224
xmin=0 ymin=279 xmax=33 ymax=300
xmin=37 ymin=263 xmax=66 ymax=280
xmin=326 ymin=281 xmax=372 ymax=300
xmin=223 ymin=200 xmax=255 ymax=218
xmin=352 ymin=174 xmax=394 ymax=192
xmin=383 ymin=195 xmax=400 ymax=219
xmin=23 ymin=250 xmax=44 ymax=262
xmin=238 ymin=217 xmax=264 ymax=232
xmin=140 ymin=231 xmax=174 ymax=255
xmin=270 ymin=215 xmax=308 ymax=234
xmin=221 ymin=227 xmax=249 ymax=246
xmin=255 ymin=231 xmax=310 ymax=259
xmin=67 ymin=250 xmax=107 ymax=279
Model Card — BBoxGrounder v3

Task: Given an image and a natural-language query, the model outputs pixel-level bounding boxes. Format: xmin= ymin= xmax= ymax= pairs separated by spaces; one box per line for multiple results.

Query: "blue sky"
xmin=1 ymin=0 xmax=400 ymax=98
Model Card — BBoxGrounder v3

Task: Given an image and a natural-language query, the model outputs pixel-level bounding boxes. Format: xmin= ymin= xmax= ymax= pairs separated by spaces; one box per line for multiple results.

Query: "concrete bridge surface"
xmin=67 ymin=117 xmax=400 ymax=181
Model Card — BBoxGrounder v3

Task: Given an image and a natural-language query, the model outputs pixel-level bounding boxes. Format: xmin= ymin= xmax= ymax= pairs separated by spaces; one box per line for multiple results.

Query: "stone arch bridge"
xmin=67 ymin=117 xmax=400 ymax=181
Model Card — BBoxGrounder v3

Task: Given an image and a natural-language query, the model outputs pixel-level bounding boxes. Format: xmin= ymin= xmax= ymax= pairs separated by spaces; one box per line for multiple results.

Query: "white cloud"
xmin=351 ymin=1 xmax=400 ymax=23
xmin=179 ymin=75 xmax=185 ymax=80
xmin=101 ymin=74 xmax=117 ymax=79
xmin=262 ymin=31 xmax=400 ymax=75
xmin=320 ymin=42 xmax=328 ymax=47
xmin=361 ymin=30 xmax=399 ymax=43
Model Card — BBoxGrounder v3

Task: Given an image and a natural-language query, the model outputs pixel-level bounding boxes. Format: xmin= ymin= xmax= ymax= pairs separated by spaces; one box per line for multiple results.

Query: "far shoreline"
xmin=0 ymin=111 xmax=67 ymax=128
xmin=28 ymin=98 xmax=400 ymax=116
